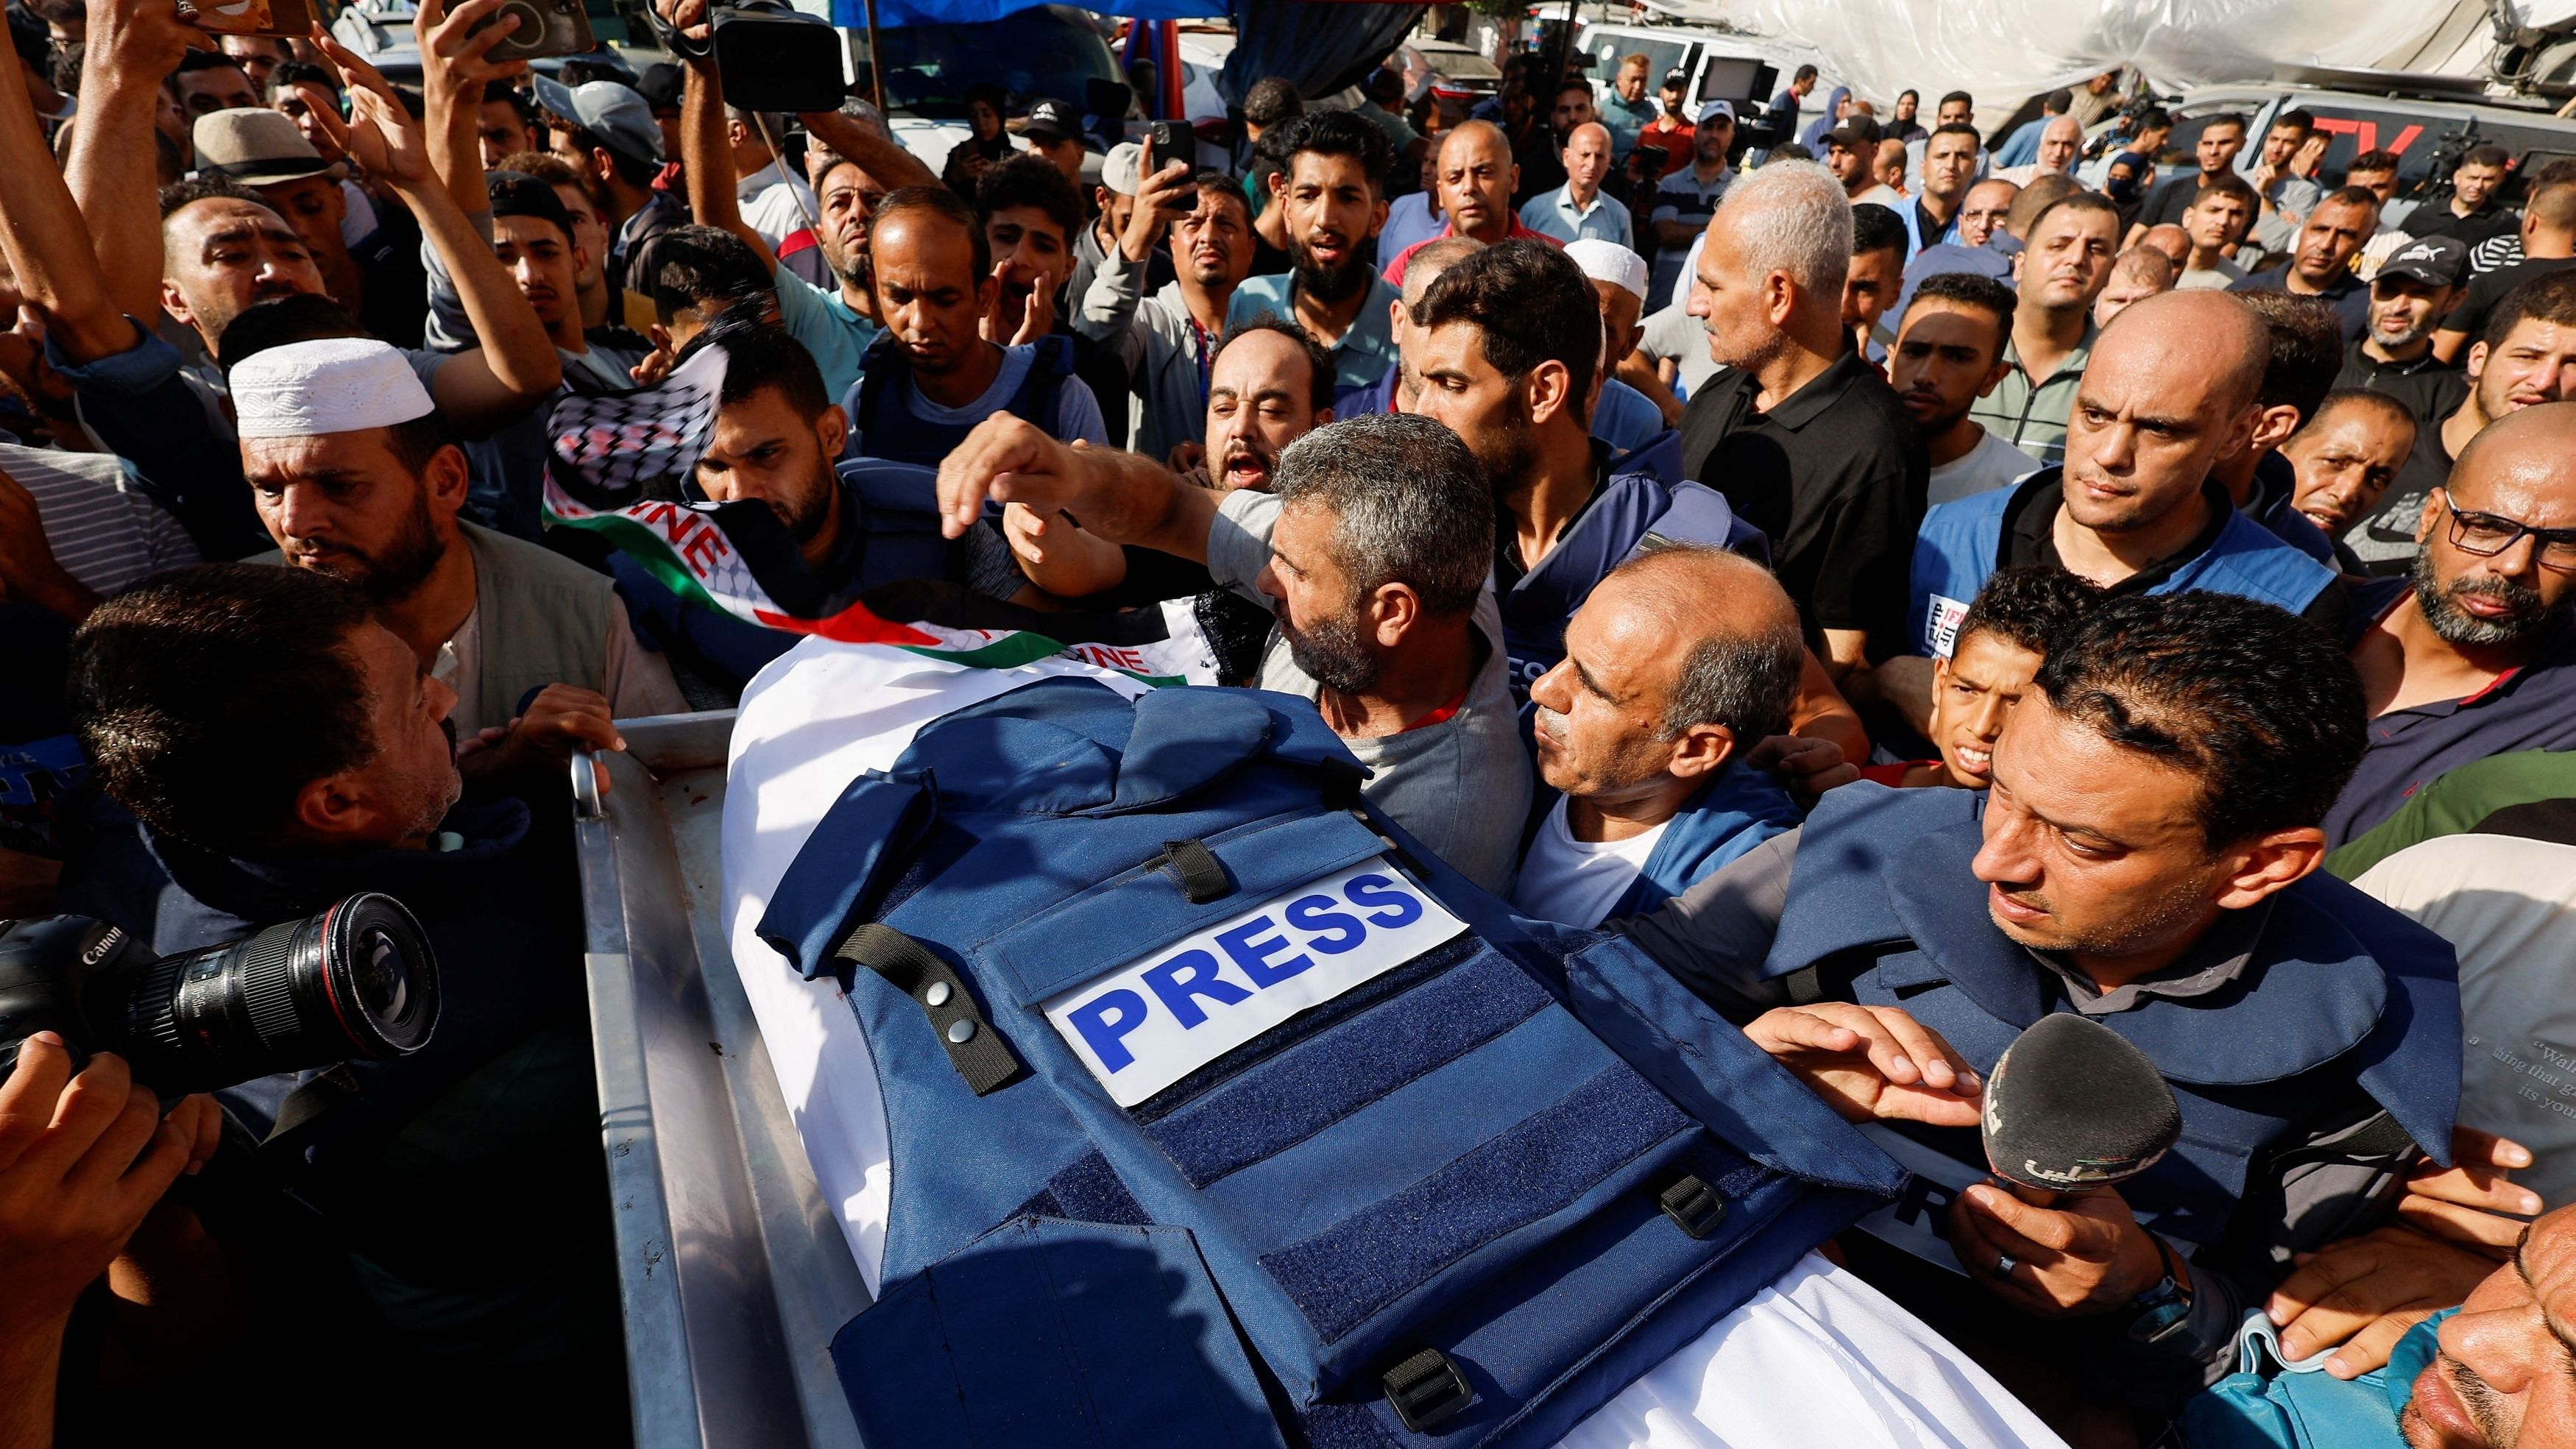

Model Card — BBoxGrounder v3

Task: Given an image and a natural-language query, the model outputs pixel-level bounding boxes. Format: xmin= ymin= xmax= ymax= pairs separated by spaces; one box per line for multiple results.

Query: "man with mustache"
xmin=1617 ymin=591 xmax=2463 ymax=1434
xmin=2338 ymin=237 xmax=2468 ymax=389
xmin=2329 ymin=400 xmax=2576 ymax=847
xmin=1383 ymin=120 xmax=1560 ymax=288
xmin=1078 ymin=155 xmax=1250 ymax=469
xmin=1512 ymin=545 xmax=1805 ymax=927
xmin=1228 ymin=110 xmax=1401 ymax=397
xmin=2351 ymin=274 xmax=2576 ymax=574
xmin=230 ymin=335 xmax=682 ymax=784
xmin=1889 ymin=272 xmax=2033 ymax=506
xmin=1969 ymin=191 xmax=2121 ymax=468
xmin=2287 ymin=389 xmax=2418 ymax=547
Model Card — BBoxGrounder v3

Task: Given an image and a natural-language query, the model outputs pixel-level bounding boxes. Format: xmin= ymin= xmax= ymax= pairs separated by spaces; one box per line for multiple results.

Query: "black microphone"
xmin=1980 ymin=1014 xmax=2182 ymax=1203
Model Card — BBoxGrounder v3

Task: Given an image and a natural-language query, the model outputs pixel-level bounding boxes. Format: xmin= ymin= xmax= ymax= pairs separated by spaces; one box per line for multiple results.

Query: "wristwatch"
xmin=2124 ymin=1233 xmax=2195 ymax=1345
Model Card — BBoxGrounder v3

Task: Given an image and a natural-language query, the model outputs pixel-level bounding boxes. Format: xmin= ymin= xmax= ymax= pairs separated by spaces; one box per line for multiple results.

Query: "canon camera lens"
xmin=107 ymin=893 xmax=440 ymax=1096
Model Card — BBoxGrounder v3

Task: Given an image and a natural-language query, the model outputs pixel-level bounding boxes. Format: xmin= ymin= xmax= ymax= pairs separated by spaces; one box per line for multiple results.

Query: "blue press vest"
xmin=1906 ymin=471 xmax=2338 ymax=656
xmin=1521 ymin=764 xmax=1804 ymax=920
xmin=757 ymin=679 xmax=1903 ymax=1448
xmin=1502 ymin=431 xmax=1769 ymax=698
xmin=1759 ymin=784 xmax=2461 ymax=1250
xmin=842 ymin=333 xmax=1075 ymax=467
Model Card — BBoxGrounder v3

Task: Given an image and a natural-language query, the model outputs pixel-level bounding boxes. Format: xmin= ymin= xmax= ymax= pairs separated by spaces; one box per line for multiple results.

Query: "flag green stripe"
xmin=550 ymin=511 xmax=740 ymax=617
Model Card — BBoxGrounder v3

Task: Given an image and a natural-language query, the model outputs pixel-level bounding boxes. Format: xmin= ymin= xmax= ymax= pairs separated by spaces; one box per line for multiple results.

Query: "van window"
xmin=1587 ymin=33 xmax=1693 ymax=93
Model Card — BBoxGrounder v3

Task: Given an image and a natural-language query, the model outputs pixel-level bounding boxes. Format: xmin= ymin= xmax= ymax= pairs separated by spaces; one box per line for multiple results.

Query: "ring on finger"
xmin=1995 ymin=1253 xmax=2017 ymax=1277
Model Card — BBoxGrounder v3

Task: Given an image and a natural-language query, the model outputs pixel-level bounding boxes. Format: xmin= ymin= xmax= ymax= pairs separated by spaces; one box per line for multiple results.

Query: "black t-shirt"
xmin=2135 ymin=172 xmax=2211 ymax=230
xmin=353 ymin=202 xmax=431 ymax=350
xmin=2334 ymin=337 xmax=2458 ymax=392
xmin=2346 ymin=368 xmax=2469 ymax=575
xmin=1998 ymin=470 xmax=2349 ymax=632
xmin=1678 ymin=349 xmax=1928 ymax=658
xmin=2412 ymin=199 xmax=2520 ymax=253
xmin=2232 ymin=266 xmax=2368 ymax=341
xmin=2439 ymin=255 xmax=2576 ymax=342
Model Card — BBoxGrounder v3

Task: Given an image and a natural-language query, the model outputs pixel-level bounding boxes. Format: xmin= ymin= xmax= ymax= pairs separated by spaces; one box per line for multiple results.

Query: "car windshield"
xmin=868 ymin=8 xmax=1117 ymax=118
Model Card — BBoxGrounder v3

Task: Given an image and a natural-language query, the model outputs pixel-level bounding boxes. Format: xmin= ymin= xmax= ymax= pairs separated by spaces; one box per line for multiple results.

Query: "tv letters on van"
xmin=1040 ymin=860 xmax=1468 ymax=1108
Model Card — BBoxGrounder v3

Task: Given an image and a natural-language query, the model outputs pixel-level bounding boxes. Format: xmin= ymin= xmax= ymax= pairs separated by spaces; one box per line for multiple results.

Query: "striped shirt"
xmin=4 ymin=442 xmax=199 ymax=595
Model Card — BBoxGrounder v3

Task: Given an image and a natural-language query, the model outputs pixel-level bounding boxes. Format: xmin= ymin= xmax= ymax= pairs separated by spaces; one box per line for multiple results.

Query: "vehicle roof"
xmin=2174 ymin=79 xmax=2576 ymax=130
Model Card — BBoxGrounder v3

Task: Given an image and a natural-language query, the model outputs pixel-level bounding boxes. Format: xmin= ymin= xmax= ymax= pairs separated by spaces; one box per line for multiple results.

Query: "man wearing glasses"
xmin=2332 ymin=399 xmax=2576 ymax=846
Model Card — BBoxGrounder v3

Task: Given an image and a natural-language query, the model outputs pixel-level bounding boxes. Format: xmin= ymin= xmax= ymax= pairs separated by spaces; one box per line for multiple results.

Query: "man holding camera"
xmin=54 ymin=561 xmax=626 ymax=1430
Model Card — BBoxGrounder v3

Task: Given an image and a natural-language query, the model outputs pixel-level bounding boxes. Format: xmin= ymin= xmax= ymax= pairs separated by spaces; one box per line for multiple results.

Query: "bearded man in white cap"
xmin=231 ymin=336 xmax=684 ymax=781
xmin=1565 ymin=236 xmax=1674 ymax=451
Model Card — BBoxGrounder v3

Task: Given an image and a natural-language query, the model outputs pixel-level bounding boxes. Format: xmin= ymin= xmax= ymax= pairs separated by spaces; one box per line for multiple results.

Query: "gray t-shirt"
xmin=1926 ymin=428 xmax=2040 ymax=507
xmin=1206 ymin=489 xmax=1530 ymax=896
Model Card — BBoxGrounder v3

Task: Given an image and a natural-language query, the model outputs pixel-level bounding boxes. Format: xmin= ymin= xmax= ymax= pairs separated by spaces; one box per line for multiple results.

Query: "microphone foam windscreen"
xmin=1981 ymin=1013 xmax=2182 ymax=1194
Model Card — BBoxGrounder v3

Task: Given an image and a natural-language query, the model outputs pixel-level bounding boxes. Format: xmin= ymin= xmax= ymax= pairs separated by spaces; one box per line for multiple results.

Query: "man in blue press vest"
xmin=1618 ymin=591 xmax=2461 ymax=1427
xmin=1398 ymin=240 xmax=1764 ymax=700
xmin=840 ymin=185 xmax=1107 ymax=468
xmin=1515 ymin=545 xmax=1805 ymax=926
xmin=1880 ymin=287 xmax=2345 ymax=737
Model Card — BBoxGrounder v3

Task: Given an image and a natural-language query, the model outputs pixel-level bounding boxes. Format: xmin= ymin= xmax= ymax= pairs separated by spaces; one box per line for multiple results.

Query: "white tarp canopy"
xmin=1659 ymin=0 xmax=2475 ymax=109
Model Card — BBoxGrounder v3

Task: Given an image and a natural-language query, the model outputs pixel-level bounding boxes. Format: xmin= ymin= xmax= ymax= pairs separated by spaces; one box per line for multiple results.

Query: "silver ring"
xmin=1995 ymin=1253 xmax=2018 ymax=1277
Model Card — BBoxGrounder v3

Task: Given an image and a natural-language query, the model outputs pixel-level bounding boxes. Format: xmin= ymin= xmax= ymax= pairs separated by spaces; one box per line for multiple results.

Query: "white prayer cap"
xmin=230 ymin=337 xmax=437 ymax=440
xmin=1563 ymin=239 xmax=1649 ymax=302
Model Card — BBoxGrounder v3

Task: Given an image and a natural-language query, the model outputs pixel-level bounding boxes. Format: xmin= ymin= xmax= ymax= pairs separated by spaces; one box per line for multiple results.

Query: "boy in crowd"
xmin=1859 ymin=566 xmax=2101 ymax=790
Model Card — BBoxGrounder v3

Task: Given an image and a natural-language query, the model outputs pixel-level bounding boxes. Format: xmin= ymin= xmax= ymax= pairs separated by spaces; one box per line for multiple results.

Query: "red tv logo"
xmin=2312 ymin=116 xmax=2426 ymax=156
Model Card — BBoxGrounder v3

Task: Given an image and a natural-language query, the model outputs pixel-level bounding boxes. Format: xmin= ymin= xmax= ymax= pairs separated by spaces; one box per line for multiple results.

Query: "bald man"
xmin=2139 ymin=223 xmax=2191 ymax=273
xmin=1995 ymin=115 xmax=2081 ymax=187
xmin=1891 ymin=288 xmax=2343 ymax=729
xmin=1384 ymin=121 xmax=1556 ymax=286
xmin=1516 ymin=545 xmax=1806 ymax=926
xmin=2332 ymin=399 xmax=2576 ymax=845
xmin=1518 ymin=121 xmax=1632 ymax=249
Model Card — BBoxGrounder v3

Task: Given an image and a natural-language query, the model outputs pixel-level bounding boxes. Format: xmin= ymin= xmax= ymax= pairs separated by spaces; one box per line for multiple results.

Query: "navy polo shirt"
xmin=2328 ymin=578 xmax=2576 ymax=847
xmin=2230 ymin=266 xmax=2368 ymax=342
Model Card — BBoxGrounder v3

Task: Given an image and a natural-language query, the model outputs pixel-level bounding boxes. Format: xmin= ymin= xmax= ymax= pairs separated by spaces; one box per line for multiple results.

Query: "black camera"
xmin=652 ymin=0 xmax=845 ymax=115
xmin=0 ymin=893 xmax=439 ymax=1100
xmin=484 ymin=0 xmax=597 ymax=63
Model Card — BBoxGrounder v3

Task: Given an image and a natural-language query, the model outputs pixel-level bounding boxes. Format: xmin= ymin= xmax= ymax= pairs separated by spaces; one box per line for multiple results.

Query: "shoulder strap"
xmin=834 ymin=922 xmax=1022 ymax=1095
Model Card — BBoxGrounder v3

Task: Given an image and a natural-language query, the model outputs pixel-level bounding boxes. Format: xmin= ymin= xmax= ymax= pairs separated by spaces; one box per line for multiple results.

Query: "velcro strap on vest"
xmin=1153 ymin=839 xmax=1231 ymax=903
xmin=835 ymin=922 xmax=1021 ymax=1096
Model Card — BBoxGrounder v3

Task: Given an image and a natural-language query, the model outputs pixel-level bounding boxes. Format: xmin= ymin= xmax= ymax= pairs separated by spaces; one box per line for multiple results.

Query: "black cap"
xmin=487 ymin=170 xmax=577 ymax=240
xmin=1661 ymin=68 xmax=1688 ymax=90
xmin=1023 ymin=97 xmax=1078 ymax=142
xmin=635 ymin=61 xmax=684 ymax=113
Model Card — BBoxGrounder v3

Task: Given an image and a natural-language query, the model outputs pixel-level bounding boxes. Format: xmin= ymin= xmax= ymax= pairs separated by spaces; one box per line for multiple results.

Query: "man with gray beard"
xmin=2329 ymin=400 xmax=2576 ymax=846
xmin=940 ymin=409 xmax=1529 ymax=892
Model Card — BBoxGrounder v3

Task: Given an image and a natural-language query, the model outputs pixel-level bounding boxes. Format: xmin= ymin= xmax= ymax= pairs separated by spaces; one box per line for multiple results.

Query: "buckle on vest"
xmin=1382 ymin=1346 xmax=1473 ymax=1434
xmin=1657 ymin=1175 xmax=1730 ymax=1240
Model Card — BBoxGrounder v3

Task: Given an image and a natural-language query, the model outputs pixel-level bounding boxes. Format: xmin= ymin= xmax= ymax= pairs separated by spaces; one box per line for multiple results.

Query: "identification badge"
xmin=1850 ymin=1123 xmax=1989 ymax=1276
xmin=1041 ymin=860 xmax=1467 ymax=1107
xmin=1925 ymin=593 xmax=1971 ymax=659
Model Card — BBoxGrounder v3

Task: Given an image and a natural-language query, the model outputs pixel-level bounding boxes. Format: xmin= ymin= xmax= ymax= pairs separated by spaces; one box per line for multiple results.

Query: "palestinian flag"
xmin=539 ymin=344 xmax=1220 ymax=687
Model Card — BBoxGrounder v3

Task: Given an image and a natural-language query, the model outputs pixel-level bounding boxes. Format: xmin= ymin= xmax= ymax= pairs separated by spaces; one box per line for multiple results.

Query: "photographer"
xmin=55 ymin=564 xmax=623 ymax=1432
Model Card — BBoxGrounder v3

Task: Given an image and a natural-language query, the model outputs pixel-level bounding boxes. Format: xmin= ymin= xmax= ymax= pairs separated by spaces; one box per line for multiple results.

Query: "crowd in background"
xmin=2 ymin=2 xmax=2575 ymax=1445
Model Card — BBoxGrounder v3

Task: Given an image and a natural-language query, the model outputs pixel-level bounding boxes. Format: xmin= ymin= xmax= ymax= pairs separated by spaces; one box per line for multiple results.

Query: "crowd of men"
xmin=2 ymin=3 xmax=2575 ymax=1445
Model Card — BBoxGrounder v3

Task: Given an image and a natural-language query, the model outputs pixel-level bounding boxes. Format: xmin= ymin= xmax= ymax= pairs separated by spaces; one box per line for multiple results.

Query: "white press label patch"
xmin=1041 ymin=860 xmax=1467 ymax=1107
xmin=1925 ymin=593 xmax=1971 ymax=659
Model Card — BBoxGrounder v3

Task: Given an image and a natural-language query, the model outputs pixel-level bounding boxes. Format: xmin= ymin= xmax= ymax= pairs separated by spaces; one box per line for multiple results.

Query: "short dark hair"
xmin=1553 ymin=77 xmax=1593 ymax=103
xmin=1905 ymin=269 xmax=2017 ymax=352
xmin=643 ymin=224 xmax=776 ymax=324
xmin=1794 ymin=65 xmax=1820 ymax=84
xmin=1274 ymin=413 xmax=1490 ymax=618
xmin=1409 ymin=240 xmax=1600 ymax=425
xmin=2307 ymin=386 xmax=2417 ymax=439
xmin=2134 ymin=106 xmax=2171 ymax=132
xmin=2270 ymin=107 xmax=2316 ymax=137
xmin=2483 ymin=267 xmax=2576 ymax=351
xmin=2035 ymin=592 xmax=2366 ymax=847
xmin=2346 ymin=147 xmax=2402 ymax=175
xmin=2043 ymin=88 xmax=2073 ymax=113
xmin=1242 ymin=77 xmax=1303 ymax=130
xmin=879 ymin=182 xmax=992 ymax=279
xmin=169 ymin=48 xmax=248 ymax=83
xmin=1956 ymin=565 xmax=2102 ymax=657
xmin=71 ymin=564 xmax=381 ymax=854
xmin=2237 ymin=290 xmax=2343 ymax=431
xmin=1852 ymin=202 xmax=1908 ymax=260
xmin=711 ymin=314 xmax=830 ymax=419
xmin=2201 ymin=111 xmax=2251 ymax=137
xmin=975 ymin=155 xmax=1081 ymax=244
xmin=2192 ymin=172 xmax=2260 ymax=212
xmin=1937 ymin=89 xmax=1972 ymax=109
xmin=1213 ymin=315 xmax=1331 ymax=416
xmin=212 ymin=292 xmax=362 ymax=367
xmin=1928 ymin=121 xmax=1981 ymax=147
xmin=2317 ymin=184 xmax=2382 ymax=216
xmin=1192 ymin=165 xmax=1246 ymax=215
xmin=478 ymin=76 xmax=524 ymax=107
xmin=2460 ymin=143 xmax=2512 ymax=172
xmin=1273 ymin=107 xmax=1393 ymax=196
xmin=157 ymin=172 xmax=265 ymax=220
xmin=268 ymin=58 xmax=339 ymax=99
